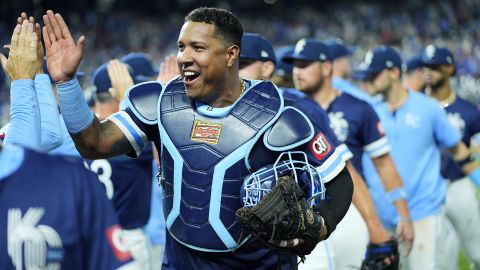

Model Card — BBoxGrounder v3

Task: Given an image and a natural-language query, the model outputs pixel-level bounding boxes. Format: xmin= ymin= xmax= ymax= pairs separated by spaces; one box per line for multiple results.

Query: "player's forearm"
xmin=373 ymin=154 xmax=412 ymax=219
xmin=57 ymin=78 xmax=133 ymax=159
xmin=35 ymin=74 xmax=63 ymax=151
xmin=4 ymin=79 xmax=41 ymax=149
xmin=348 ymin=162 xmax=390 ymax=243
xmin=314 ymin=167 xmax=353 ymax=239
xmin=450 ymin=142 xmax=478 ymax=174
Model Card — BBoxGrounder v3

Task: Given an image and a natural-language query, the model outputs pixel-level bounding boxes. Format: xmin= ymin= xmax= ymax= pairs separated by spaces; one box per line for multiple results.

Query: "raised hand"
xmin=107 ymin=59 xmax=134 ymax=101
xmin=17 ymin=12 xmax=44 ymax=73
xmin=157 ymin=55 xmax=180 ymax=84
xmin=0 ymin=20 xmax=37 ymax=80
xmin=42 ymin=10 xmax=85 ymax=83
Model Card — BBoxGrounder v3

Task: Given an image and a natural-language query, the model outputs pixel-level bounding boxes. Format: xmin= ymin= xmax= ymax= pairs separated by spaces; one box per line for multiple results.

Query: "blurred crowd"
xmin=2 ymin=0 xmax=480 ymax=125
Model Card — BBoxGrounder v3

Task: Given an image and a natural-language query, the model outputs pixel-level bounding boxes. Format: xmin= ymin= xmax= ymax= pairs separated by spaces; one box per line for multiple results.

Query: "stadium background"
xmin=1 ymin=0 xmax=479 ymax=268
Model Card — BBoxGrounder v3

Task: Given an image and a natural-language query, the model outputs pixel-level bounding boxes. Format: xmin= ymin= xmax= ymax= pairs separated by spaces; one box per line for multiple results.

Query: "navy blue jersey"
xmin=326 ymin=92 xmax=390 ymax=176
xmin=85 ymin=144 xmax=154 ymax=230
xmin=0 ymin=145 xmax=131 ymax=269
xmin=441 ymin=96 xmax=480 ymax=180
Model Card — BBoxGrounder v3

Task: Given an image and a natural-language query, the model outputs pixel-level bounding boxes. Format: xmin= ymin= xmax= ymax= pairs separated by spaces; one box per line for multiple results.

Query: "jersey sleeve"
xmin=107 ymin=107 xmax=159 ymax=158
xmin=77 ymin=166 xmax=132 ymax=269
xmin=360 ymin=103 xmax=391 ymax=158
xmin=432 ymin=103 xmax=461 ymax=148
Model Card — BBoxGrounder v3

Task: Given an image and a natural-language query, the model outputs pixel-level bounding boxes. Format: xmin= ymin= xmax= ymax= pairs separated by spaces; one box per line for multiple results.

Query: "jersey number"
xmin=85 ymin=160 xmax=114 ymax=199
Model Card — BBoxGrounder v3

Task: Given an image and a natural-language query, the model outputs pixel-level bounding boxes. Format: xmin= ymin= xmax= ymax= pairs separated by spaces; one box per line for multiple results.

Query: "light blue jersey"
xmin=362 ymin=90 xmax=460 ymax=227
xmin=49 ymin=117 xmax=81 ymax=157
xmin=332 ymin=77 xmax=373 ymax=104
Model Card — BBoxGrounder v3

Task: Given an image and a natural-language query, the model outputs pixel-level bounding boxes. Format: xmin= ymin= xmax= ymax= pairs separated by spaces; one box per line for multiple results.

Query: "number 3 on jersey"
xmin=84 ymin=160 xmax=114 ymax=199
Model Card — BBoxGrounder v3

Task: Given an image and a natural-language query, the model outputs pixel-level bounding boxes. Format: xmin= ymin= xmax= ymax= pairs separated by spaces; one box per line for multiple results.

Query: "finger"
xmin=0 ymin=54 xmax=7 ymax=71
xmin=18 ymin=21 xmax=28 ymax=53
xmin=43 ymin=14 xmax=57 ymax=43
xmin=21 ymin=12 xmax=28 ymax=21
xmin=42 ymin=26 xmax=51 ymax=49
xmin=55 ymin=13 xmax=73 ymax=40
xmin=17 ymin=16 xmax=22 ymax=25
xmin=30 ymin=32 xmax=37 ymax=51
xmin=29 ymin=16 xmax=34 ymax=24
xmin=107 ymin=60 xmax=117 ymax=81
xmin=35 ymin=23 xmax=42 ymax=40
xmin=76 ymin=35 xmax=86 ymax=56
xmin=47 ymin=10 xmax=63 ymax=41
xmin=24 ymin=22 xmax=34 ymax=50
xmin=10 ymin=23 xmax=21 ymax=52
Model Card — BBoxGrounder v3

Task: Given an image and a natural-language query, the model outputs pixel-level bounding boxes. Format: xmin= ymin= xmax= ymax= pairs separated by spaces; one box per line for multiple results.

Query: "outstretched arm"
xmin=43 ymin=10 xmax=133 ymax=159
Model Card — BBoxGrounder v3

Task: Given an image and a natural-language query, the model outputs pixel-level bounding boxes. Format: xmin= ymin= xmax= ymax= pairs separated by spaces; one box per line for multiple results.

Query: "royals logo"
xmin=8 ymin=208 xmax=63 ymax=270
xmin=191 ymin=120 xmax=223 ymax=145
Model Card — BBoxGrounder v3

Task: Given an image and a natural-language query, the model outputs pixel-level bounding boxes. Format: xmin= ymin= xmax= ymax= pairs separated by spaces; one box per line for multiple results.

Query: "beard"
xmin=429 ymin=76 xmax=448 ymax=92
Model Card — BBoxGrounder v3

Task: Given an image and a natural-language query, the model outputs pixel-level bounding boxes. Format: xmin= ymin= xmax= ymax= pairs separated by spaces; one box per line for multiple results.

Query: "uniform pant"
xmin=120 ymin=227 xmax=153 ymax=270
xmin=300 ymin=204 xmax=369 ymax=270
xmin=444 ymin=177 xmax=480 ymax=270
xmin=399 ymin=211 xmax=448 ymax=270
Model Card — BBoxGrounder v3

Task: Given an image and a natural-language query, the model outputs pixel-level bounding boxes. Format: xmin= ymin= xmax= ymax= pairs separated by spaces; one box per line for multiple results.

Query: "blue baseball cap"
xmin=92 ymin=62 xmax=136 ymax=93
xmin=358 ymin=46 xmax=402 ymax=77
xmin=325 ymin=40 xmax=355 ymax=60
xmin=421 ymin=45 xmax=455 ymax=66
xmin=275 ymin=46 xmax=294 ymax=76
xmin=42 ymin=57 xmax=85 ymax=84
xmin=282 ymin=38 xmax=332 ymax=63
xmin=403 ymin=55 xmax=424 ymax=73
xmin=240 ymin=33 xmax=276 ymax=64
xmin=120 ymin=52 xmax=158 ymax=77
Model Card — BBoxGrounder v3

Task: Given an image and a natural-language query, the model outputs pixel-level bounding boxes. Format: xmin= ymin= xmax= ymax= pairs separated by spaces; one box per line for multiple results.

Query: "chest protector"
xmin=158 ymin=78 xmax=285 ymax=251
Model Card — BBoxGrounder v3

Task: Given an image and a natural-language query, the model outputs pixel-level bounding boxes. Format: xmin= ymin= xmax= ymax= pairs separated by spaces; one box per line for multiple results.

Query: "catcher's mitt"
xmin=236 ymin=175 xmax=324 ymax=258
xmin=361 ymin=238 xmax=399 ymax=270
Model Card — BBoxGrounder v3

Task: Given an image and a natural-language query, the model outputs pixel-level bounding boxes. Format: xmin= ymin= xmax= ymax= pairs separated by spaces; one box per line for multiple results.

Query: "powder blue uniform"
xmin=109 ymin=78 xmax=347 ymax=269
xmin=332 ymin=77 xmax=373 ymax=104
xmin=325 ymin=92 xmax=389 ymax=176
xmin=362 ymin=90 xmax=460 ymax=227
xmin=441 ymin=96 xmax=480 ymax=180
xmin=0 ymin=144 xmax=131 ymax=270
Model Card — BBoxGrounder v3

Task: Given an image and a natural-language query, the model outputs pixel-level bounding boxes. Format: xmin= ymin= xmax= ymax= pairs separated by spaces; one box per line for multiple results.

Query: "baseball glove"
xmin=360 ymin=238 xmax=399 ymax=270
xmin=236 ymin=175 xmax=324 ymax=258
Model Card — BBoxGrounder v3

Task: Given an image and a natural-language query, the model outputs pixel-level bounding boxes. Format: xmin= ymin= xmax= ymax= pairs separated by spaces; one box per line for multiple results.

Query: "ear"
xmin=226 ymin=44 xmax=240 ymax=68
xmin=390 ymin=67 xmax=401 ymax=80
xmin=321 ymin=61 xmax=332 ymax=77
xmin=446 ymin=64 xmax=455 ymax=76
xmin=261 ymin=61 xmax=275 ymax=80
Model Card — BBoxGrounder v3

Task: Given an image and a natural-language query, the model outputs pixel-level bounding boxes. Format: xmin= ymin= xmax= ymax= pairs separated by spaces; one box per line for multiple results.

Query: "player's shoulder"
xmin=410 ymin=90 xmax=442 ymax=110
xmin=338 ymin=92 xmax=373 ymax=110
xmin=455 ymin=96 xmax=479 ymax=111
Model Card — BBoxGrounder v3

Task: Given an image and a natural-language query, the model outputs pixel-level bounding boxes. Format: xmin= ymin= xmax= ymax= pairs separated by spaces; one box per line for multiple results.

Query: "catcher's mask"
xmin=241 ymin=151 xmax=325 ymax=208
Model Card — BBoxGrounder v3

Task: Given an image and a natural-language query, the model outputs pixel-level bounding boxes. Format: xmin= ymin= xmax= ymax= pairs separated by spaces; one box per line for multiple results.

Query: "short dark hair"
xmin=185 ymin=7 xmax=243 ymax=49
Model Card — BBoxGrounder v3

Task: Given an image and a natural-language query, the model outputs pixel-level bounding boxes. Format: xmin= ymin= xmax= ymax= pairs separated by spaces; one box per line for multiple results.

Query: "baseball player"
xmin=44 ymin=7 xmax=354 ymax=269
xmin=283 ymin=39 xmax=413 ymax=270
xmin=403 ymin=55 xmax=426 ymax=92
xmin=360 ymin=46 xmax=479 ymax=270
xmin=0 ymin=19 xmax=131 ymax=269
xmin=422 ymin=44 xmax=480 ymax=269
xmin=0 ymin=13 xmax=63 ymax=152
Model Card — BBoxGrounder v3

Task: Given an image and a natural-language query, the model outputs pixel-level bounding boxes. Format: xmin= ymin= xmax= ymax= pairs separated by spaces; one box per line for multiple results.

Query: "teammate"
xmin=238 ymin=32 xmax=276 ymax=81
xmin=422 ymin=44 xmax=480 ymax=269
xmin=403 ymin=55 xmax=426 ymax=92
xmin=44 ymin=8 xmax=353 ymax=269
xmin=360 ymin=46 xmax=479 ymax=269
xmin=0 ymin=13 xmax=62 ymax=152
xmin=0 ymin=18 xmax=131 ymax=270
xmin=283 ymin=38 xmax=413 ymax=269
xmin=272 ymin=45 xmax=295 ymax=89
xmin=327 ymin=39 xmax=373 ymax=103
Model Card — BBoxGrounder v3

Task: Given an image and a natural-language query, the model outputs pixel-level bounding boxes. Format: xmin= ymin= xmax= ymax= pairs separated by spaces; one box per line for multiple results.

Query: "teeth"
xmin=184 ymin=71 xmax=196 ymax=76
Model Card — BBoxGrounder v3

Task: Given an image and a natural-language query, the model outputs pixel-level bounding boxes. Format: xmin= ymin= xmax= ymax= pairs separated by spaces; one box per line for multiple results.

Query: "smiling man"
xmin=44 ymin=7 xmax=353 ymax=269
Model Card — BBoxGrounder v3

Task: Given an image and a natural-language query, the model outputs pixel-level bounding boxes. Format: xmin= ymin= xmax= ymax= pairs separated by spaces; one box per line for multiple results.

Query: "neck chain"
xmin=439 ymin=91 xmax=456 ymax=108
xmin=240 ymin=79 xmax=246 ymax=95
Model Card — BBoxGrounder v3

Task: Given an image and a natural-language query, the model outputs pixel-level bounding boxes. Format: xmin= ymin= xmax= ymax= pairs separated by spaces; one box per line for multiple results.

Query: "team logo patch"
xmin=309 ymin=132 xmax=333 ymax=160
xmin=106 ymin=225 xmax=132 ymax=261
xmin=190 ymin=120 xmax=223 ymax=145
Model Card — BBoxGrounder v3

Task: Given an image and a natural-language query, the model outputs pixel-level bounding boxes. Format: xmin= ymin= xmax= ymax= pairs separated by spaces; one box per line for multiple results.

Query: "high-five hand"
xmin=42 ymin=10 xmax=85 ymax=83
xmin=0 ymin=20 xmax=37 ymax=80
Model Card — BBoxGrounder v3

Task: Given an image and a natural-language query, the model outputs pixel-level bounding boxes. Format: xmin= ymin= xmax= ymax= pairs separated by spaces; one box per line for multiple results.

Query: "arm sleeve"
xmin=433 ymin=104 xmax=461 ymax=148
xmin=35 ymin=74 xmax=63 ymax=151
xmin=3 ymin=79 xmax=41 ymax=150
xmin=78 ymin=166 xmax=132 ymax=269
xmin=361 ymin=104 xmax=391 ymax=158
xmin=314 ymin=167 xmax=353 ymax=238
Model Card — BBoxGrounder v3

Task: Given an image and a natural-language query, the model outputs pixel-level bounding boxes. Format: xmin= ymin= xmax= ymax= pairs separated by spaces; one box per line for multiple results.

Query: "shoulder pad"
xmin=263 ymin=106 xmax=314 ymax=151
xmin=126 ymin=81 xmax=163 ymax=125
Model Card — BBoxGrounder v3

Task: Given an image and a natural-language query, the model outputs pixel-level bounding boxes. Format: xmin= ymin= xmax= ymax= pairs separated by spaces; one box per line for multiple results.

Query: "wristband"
xmin=387 ymin=186 xmax=408 ymax=202
xmin=457 ymin=154 xmax=475 ymax=168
